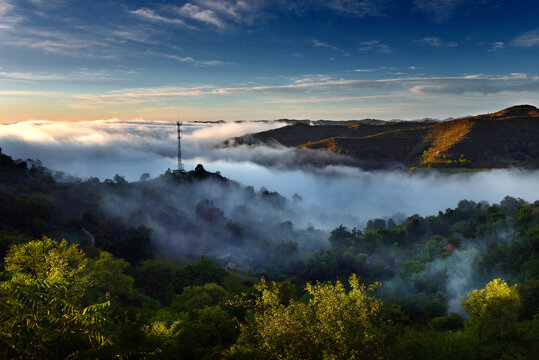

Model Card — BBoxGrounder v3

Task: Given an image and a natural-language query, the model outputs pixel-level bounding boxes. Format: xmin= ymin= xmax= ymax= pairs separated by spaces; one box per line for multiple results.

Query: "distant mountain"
xmin=220 ymin=105 xmax=539 ymax=169
xmin=220 ymin=120 xmax=430 ymax=148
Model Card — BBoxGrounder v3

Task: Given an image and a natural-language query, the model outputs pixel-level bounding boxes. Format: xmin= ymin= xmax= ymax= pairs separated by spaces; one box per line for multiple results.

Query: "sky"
xmin=0 ymin=0 xmax=538 ymax=123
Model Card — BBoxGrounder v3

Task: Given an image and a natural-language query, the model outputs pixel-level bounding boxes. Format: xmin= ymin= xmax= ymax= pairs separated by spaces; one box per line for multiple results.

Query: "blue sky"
xmin=0 ymin=0 xmax=538 ymax=122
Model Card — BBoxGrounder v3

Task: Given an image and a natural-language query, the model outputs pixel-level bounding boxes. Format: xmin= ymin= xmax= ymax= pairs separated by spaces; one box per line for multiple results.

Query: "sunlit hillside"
xmin=225 ymin=105 xmax=539 ymax=169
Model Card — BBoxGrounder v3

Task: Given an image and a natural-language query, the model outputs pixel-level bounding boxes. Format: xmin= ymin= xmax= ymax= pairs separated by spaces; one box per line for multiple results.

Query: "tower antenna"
xmin=176 ymin=117 xmax=184 ymax=172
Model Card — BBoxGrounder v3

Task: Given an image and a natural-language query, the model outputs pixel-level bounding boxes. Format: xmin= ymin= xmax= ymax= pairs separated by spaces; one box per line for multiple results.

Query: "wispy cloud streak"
xmin=511 ymin=29 xmax=539 ymax=48
xmin=59 ymin=73 xmax=539 ymax=107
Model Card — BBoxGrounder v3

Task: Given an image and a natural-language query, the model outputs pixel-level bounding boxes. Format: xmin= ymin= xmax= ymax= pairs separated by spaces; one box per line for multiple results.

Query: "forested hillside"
xmin=0 ymin=149 xmax=538 ymax=359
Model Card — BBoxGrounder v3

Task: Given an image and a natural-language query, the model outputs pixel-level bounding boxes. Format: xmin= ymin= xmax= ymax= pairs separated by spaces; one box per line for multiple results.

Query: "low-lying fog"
xmin=1 ymin=119 xmax=538 ymax=228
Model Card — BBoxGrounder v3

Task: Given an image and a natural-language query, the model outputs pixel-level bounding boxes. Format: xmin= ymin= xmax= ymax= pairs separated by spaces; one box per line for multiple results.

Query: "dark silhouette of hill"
xmin=220 ymin=120 xmax=431 ymax=148
xmin=221 ymin=105 xmax=539 ymax=169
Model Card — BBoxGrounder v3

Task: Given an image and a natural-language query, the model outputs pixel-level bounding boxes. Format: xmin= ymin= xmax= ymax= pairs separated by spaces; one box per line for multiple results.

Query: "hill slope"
xmin=221 ymin=105 xmax=539 ymax=169
xmin=220 ymin=120 xmax=433 ymax=148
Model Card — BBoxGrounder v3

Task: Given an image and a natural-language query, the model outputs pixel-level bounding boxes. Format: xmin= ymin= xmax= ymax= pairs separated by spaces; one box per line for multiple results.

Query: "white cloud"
xmin=420 ymin=36 xmax=442 ymax=47
xmin=511 ymin=29 xmax=539 ymax=48
xmin=323 ymin=0 xmax=390 ymax=17
xmin=0 ymin=90 xmax=59 ymax=96
xmin=131 ymin=8 xmax=191 ymax=27
xmin=0 ymin=67 xmax=134 ymax=82
xmin=354 ymin=68 xmax=375 ymax=72
xmin=0 ymin=0 xmax=21 ymax=29
xmin=176 ymin=3 xmax=226 ymax=29
xmin=0 ymin=119 xmax=537 ymax=229
xmin=61 ymin=73 xmax=539 ymax=108
xmin=4 ymin=73 xmax=537 ymax=111
xmin=293 ymin=74 xmax=333 ymax=84
xmin=0 ymin=0 xmax=13 ymax=16
xmin=0 ymin=25 xmax=117 ymax=58
xmin=414 ymin=0 xmax=467 ymax=22
xmin=168 ymin=0 xmax=273 ymax=30
xmin=359 ymin=40 xmax=392 ymax=53
xmin=148 ymin=51 xmax=229 ymax=67
xmin=0 ymin=70 xmax=66 ymax=81
xmin=132 ymin=0 xmax=394 ymax=33
xmin=489 ymin=41 xmax=505 ymax=51
xmin=309 ymin=39 xmax=339 ymax=51
xmin=415 ymin=36 xmax=458 ymax=48
xmin=193 ymin=0 xmax=265 ymax=24
xmin=111 ymin=29 xmax=158 ymax=44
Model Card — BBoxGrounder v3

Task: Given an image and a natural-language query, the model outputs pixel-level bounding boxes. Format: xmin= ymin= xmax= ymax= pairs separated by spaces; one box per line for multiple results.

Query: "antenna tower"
xmin=176 ymin=119 xmax=184 ymax=172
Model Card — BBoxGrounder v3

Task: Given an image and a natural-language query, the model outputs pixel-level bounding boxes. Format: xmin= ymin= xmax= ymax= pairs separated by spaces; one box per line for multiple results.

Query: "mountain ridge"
xmin=220 ymin=105 xmax=539 ymax=169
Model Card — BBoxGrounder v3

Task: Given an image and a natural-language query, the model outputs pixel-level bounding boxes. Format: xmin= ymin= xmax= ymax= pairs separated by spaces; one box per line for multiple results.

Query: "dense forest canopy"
xmin=0 ymin=148 xmax=538 ymax=359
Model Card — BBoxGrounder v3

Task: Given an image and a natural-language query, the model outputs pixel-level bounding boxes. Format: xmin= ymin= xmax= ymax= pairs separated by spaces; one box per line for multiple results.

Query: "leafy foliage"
xmin=0 ymin=238 xmax=112 ymax=359
xmin=462 ymin=278 xmax=521 ymax=342
xmin=228 ymin=275 xmax=387 ymax=360
xmin=0 ymin=148 xmax=537 ymax=358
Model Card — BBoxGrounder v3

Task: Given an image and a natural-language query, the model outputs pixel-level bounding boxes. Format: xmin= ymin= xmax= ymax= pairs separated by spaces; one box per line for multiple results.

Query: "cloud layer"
xmin=1 ymin=119 xmax=538 ymax=230
xmin=6 ymin=73 xmax=535 ymax=111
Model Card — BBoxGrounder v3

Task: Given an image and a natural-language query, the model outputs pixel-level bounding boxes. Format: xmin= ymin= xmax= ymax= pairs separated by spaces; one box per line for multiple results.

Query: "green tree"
xmin=426 ymin=235 xmax=444 ymax=259
xmin=0 ymin=237 xmax=112 ymax=359
xmin=134 ymin=259 xmax=178 ymax=305
xmin=190 ymin=305 xmax=238 ymax=359
xmin=328 ymin=225 xmax=353 ymax=248
xmin=462 ymin=278 xmax=521 ymax=342
xmin=177 ymin=256 xmax=227 ymax=290
xmin=362 ymin=230 xmax=382 ymax=253
xmin=366 ymin=218 xmax=386 ymax=231
xmin=389 ymin=328 xmax=475 ymax=360
xmin=83 ymin=251 xmax=133 ymax=305
xmin=227 ymin=275 xmax=387 ymax=360
xmin=113 ymin=225 xmax=154 ymax=265
xmin=172 ymin=283 xmax=228 ymax=313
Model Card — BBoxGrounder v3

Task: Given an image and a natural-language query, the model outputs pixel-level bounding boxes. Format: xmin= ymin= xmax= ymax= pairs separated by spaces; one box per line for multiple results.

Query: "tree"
xmin=11 ymin=194 xmax=51 ymax=236
xmin=328 ymin=225 xmax=353 ymax=248
xmin=362 ymin=230 xmax=382 ymax=253
xmin=405 ymin=216 xmax=427 ymax=241
xmin=172 ymin=283 xmax=228 ymax=313
xmin=135 ymin=259 xmax=178 ymax=305
xmin=196 ymin=199 xmax=225 ymax=224
xmin=177 ymin=257 xmax=227 ymax=291
xmin=499 ymin=196 xmax=527 ymax=215
xmin=113 ymin=225 xmax=154 ymax=265
xmin=486 ymin=205 xmax=506 ymax=225
xmin=462 ymin=278 xmax=521 ymax=342
xmin=139 ymin=172 xmax=151 ymax=182
xmin=190 ymin=305 xmax=238 ymax=359
xmin=514 ymin=205 xmax=533 ymax=228
xmin=0 ymin=237 xmax=112 ymax=359
xmin=113 ymin=174 xmax=128 ymax=185
xmin=426 ymin=235 xmax=444 ymax=259
xmin=82 ymin=251 xmax=133 ymax=305
xmin=227 ymin=275 xmax=387 ymax=360
xmin=366 ymin=218 xmax=386 ymax=231
xmin=389 ymin=328 xmax=475 ymax=360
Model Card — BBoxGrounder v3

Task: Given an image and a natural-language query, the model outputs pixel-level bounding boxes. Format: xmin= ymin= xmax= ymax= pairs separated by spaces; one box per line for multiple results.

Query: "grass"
xmin=421 ymin=119 xmax=473 ymax=165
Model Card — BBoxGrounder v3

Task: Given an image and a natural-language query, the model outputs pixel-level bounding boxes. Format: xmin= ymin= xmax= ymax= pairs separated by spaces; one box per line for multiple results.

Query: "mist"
xmin=1 ymin=119 xmax=538 ymax=230
xmin=2 ymin=118 xmax=538 ymax=318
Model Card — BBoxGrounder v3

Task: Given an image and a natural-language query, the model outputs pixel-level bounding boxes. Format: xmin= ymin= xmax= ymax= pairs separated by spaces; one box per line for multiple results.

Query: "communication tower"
xmin=176 ymin=120 xmax=185 ymax=172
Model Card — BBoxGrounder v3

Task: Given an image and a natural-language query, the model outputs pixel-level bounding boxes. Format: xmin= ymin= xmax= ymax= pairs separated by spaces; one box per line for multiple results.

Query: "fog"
xmin=2 ymin=118 xmax=538 ymax=316
xmin=1 ymin=119 xmax=538 ymax=230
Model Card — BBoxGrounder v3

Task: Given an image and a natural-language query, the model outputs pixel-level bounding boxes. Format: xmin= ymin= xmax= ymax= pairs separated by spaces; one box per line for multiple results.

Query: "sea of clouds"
xmin=1 ymin=119 xmax=538 ymax=228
